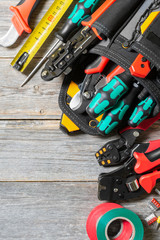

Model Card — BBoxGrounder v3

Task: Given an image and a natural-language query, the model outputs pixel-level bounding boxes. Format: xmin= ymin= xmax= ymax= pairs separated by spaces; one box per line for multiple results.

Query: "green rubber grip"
xmin=56 ymin=0 xmax=100 ymax=42
xmin=97 ymin=83 xmax=141 ymax=135
xmin=87 ymin=75 xmax=129 ymax=119
xmin=129 ymin=96 xmax=155 ymax=127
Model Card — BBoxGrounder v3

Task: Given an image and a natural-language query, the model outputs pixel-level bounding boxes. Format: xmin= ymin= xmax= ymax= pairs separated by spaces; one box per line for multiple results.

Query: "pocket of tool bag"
xmin=132 ymin=13 xmax=160 ymax=70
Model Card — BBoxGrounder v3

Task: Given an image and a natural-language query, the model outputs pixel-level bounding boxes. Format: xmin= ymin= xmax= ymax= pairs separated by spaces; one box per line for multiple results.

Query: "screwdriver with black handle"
xmin=21 ymin=0 xmax=101 ymax=87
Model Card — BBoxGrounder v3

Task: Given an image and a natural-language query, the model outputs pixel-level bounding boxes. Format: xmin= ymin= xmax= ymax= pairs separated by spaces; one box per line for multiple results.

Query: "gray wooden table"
xmin=0 ymin=1 xmax=160 ymax=239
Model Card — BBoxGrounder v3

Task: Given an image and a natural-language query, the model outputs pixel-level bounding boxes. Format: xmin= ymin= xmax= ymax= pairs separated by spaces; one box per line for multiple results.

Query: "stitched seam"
xmin=93 ymin=21 xmax=110 ymax=33
xmin=133 ymin=44 xmax=160 ymax=68
xmin=136 ymin=42 xmax=159 ymax=60
xmin=59 ymin=81 xmax=98 ymax=135
xmin=93 ymin=22 xmax=110 ymax=36
xmin=108 ymin=50 xmax=131 ymax=68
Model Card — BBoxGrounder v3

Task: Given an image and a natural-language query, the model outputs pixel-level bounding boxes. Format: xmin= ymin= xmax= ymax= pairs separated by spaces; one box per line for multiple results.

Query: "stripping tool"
xmin=98 ymin=142 xmax=160 ymax=201
xmin=21 ymin=0 xmax=102 ymax=87
xmin=0 ymin=0 xmax=41 ymax=47
xmin=96 ymin=112 xmax=160 ymax=167
xmin=41 ymin=0 xmax=142 ymax=81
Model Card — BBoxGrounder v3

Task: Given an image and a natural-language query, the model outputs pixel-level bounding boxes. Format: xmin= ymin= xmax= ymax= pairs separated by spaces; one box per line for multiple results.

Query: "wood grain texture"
xmin=0 ymin=59 xmax=62 ymax=119
xmin=0 ymin=182 xmax=159 ymax=240
xmin=0 ymin=120 xmax=159 ymax=182
xmin=0 ymin=0 xmax=160 ymax=239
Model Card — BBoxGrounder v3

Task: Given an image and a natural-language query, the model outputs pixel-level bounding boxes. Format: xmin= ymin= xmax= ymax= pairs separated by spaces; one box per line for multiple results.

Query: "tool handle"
xmin=139 ymin=170 xmax=160 ymax=194
xmin=134 ymin=146 xmax=160 ymax=174
xmin=87 ymin=72 xmax=132 ymax=118
xmin=120 ymin=112 xmax=160 ymax=135
xmin=10 ymin=0 xmax=41 ymax=35
xmin=98 ymin=83 xmax=141 ymax=135
xmin=56 ymin=0 xmax=101 ymax=42
xmin=85 ymin=56 xmax=109 ymax=75
xmin=82 ymin=0 xmax=142 ymax=40
xmin=129 ymin=96 xmax=156 ymax=128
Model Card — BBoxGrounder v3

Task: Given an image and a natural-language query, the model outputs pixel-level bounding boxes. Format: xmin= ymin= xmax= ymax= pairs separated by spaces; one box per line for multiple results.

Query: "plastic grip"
xmin=85 ymin=56 xmax=109 ymax=75
xmin=56 ymin=0 xmax=100 ymax=42
xmin=97 ymin=83 xmax=141 ymax=135
xmin=139 ymin=170 xmax=160 ymax=193
xmin=134 ymin=147 xmax=160 ymax=174
xmin=120 ymin=112 xmax=160 ymax=134
xmin=10 ymin=0 xmax=41 ymax=35
xmin=129 ymin=96 xmax=155 ymax=127
xmin=87 ymin=76 xmax=129 ymax=118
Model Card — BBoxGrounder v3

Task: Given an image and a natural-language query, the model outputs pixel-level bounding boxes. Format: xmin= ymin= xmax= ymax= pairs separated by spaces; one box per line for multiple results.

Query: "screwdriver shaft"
xmin=21 ymin=39 xmax=61 ymax=87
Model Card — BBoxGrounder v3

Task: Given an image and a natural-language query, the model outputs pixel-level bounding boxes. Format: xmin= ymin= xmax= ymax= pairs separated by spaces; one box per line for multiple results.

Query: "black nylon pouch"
xmin=90 ymin=0 xmax=144 ymax=39
xmin=58 ymin=54 xmax=100 ymax=135
xmin=132 ymin=13 xmax=160 ymax=70
xmin=89 ymin=2 xmax=160 ymax=113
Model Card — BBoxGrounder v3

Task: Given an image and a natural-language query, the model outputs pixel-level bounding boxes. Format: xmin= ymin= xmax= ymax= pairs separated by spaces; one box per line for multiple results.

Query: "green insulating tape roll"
xmin=97 ymin=208 xmax=144 ymax=240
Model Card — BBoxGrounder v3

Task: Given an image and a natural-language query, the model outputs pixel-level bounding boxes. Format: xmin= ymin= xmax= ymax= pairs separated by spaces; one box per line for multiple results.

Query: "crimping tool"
xmin=98 ymin=142 xmax=160 ymax=201
xmin=96 ymin=112 xmax=160 ymax=167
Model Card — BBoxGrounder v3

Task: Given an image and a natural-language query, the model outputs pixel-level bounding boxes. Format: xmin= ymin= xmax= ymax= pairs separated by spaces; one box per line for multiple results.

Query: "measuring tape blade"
xmin=11 ymin=0 xmax=74 ymax=72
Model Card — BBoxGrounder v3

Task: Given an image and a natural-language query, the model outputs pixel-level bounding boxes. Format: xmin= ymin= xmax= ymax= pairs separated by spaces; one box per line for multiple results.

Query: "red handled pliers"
xmin=98 ymin=140 xmax=160 ymax=201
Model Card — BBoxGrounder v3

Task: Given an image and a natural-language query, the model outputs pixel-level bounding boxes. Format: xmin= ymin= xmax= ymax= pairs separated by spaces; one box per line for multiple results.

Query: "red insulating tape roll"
xmin=86 ymin=203 xmax=133 ymax=240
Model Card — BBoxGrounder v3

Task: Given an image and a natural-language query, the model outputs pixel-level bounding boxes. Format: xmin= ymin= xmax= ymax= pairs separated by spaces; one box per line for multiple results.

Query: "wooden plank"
xmin=0 ymin=59 xmax=62 ymax=119
xmin=0 ymin=0 xmax=74 ymax=119
xmin=0 ymin=120 xmax=159 ymax=181
xmin=0 ymin=182 xmax=159 ymax=240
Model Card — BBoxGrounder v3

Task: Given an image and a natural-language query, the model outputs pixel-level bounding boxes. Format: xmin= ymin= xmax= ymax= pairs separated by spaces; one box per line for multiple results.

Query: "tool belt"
xmin=91 ymin=0 xmax=160 ymax=111
xmin=59 ymin=0 xmax=160 ymax=135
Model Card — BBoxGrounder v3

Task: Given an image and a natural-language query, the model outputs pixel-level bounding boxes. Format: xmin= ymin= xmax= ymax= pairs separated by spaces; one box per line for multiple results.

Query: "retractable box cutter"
xmin=41 ymin=0 xmax=143 ymax=81
xmin=0 ymin=0 xmax=41 ymax=47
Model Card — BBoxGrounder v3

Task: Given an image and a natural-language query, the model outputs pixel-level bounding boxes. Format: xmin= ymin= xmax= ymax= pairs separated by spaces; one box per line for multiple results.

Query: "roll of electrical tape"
xmin=86 ymin=203 xmax=144 ymax=240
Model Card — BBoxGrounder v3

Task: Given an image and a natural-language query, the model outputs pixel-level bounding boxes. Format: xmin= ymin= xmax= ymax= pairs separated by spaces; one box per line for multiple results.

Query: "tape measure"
xmin=86 ymin=203 xmax=144 ymax=240
xmin=11 ymin=0 xmax=74 ymax=72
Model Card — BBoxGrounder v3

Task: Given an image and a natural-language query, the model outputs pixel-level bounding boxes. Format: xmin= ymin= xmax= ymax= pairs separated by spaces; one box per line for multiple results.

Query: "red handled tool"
xmin=98 ymin=141 xmax=160 ymax=201
xmin=69 ymin=56 xmax=110 ymax=113
xmin=96 ymin=112 xmax=160 ymax=167
xmin=41 ymin=0 xmax=143 ymax=81
xmin=0 ymin=0 xmax=41 ymax=47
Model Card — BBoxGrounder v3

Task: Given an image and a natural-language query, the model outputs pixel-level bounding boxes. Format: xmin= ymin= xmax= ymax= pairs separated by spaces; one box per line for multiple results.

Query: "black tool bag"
xmin=59 ymin=0 xmax=160 ymax=134
xmin=90 ymin=0 xmax=160 ymax=114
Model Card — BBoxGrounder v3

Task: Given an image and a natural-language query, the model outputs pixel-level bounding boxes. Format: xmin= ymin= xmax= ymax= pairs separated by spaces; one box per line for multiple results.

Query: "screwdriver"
xmin=97 ymin=82 xmax=142 ymax=135
xmin=128 ymin=95 xmax=156 ymax=127
xmin=86 ymin=71 xmax=133 ymax=119
xmin=21 ymin=0 xmax=101 ymax=87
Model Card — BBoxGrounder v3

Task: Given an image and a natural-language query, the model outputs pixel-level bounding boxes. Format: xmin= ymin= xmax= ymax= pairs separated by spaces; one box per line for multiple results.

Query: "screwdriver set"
xmin=1 ymin=0 xmax=160 ymax=239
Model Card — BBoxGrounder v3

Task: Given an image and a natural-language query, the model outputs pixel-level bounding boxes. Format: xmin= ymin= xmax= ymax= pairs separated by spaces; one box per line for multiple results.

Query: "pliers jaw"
xmin=98 ymin=144 xmax=160 ymax=201
xmin=98 ymin=158 xmax=146 ymax=201
xmin=96 ymin=112 xmax=160 ymax=167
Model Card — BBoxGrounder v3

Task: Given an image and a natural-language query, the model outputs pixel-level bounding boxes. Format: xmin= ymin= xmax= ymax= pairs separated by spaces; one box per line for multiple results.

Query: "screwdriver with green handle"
xmin=97 ymin=82 xmax=142 ymax=135
xmin=87 ymin=69 xmax=156 ymax=135
xmin=86 ymin=71 xmax=133 ymax=119
xmin=129 ymin=95 xmax=156 ymax=127
xmin=21 ymin=0 xmax=101 ymax=87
